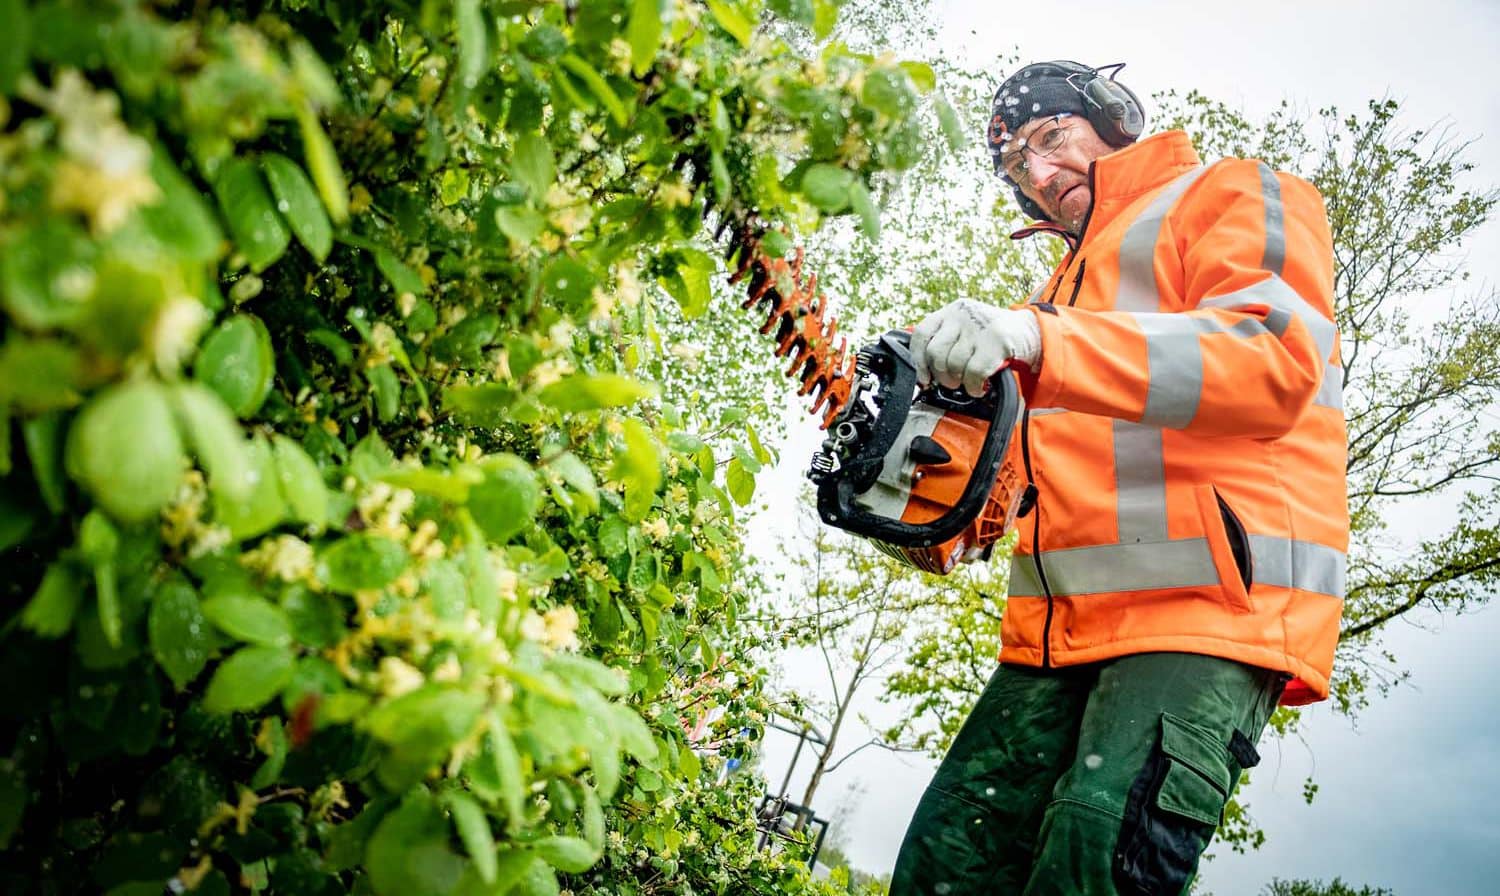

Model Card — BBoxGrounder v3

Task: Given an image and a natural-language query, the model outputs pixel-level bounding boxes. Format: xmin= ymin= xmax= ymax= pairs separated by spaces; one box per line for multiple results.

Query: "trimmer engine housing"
xmin=808 ymin=331 xmax=1026 ymax=575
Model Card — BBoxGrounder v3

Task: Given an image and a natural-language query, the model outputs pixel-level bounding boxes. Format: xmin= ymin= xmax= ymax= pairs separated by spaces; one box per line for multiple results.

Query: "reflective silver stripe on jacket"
xmin=1006 ymin=536 xmax=1345 ymax=599
xmin=1115 ymin=167 xmax=1211 ymax=313
xmin=1314 ymin=362 xmax=1343 ymax=410
xmin=1197 ymin=275 xmax=1337 ymax=363
xmin=1258 ymin=162 xmax=1286 ymax=276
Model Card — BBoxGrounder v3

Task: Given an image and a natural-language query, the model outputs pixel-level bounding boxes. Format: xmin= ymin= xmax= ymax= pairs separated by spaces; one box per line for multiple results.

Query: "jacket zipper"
xmin=1026 ymin=163 xmax=1100 ymax=667
xmin=1019 ymin=409 xmax=1055 ymax=667
xmin=1066 ymin=258 xmax=1087 ymax=306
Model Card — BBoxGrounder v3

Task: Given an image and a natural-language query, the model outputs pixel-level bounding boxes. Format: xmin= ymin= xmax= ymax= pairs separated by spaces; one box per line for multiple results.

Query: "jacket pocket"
xmin=1193 ymin=484 xmax=1253 ymax=614
xmin=1113 ymin=713 xmax=1234 ymax=896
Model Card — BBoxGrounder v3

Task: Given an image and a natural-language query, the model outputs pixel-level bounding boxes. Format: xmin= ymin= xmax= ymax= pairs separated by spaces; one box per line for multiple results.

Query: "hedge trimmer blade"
xmin=727 ymin=227 xmax=856 ymax=429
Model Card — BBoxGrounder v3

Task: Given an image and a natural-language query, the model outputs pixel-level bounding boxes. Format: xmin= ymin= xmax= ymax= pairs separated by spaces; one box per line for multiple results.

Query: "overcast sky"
xmin=748 ymin=2 xmax=1500 ymax=893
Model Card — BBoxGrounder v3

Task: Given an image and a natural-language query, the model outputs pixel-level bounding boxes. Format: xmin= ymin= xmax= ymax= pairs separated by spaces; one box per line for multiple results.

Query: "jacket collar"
xmin=1010 ymin=130 xmax=1203 ymax=245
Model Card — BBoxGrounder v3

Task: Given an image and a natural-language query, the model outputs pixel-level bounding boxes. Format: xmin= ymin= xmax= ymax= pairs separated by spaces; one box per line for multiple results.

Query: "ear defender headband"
xmin=987 ymin=61 xmax=1147 ymax=221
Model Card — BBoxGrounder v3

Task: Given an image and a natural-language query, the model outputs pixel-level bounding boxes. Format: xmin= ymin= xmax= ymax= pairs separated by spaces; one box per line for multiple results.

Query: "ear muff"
xmin=1078 ymin=74 xmax=1145 ymax=146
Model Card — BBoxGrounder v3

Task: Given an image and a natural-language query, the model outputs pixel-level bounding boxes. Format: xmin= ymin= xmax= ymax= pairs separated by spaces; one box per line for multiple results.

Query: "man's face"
xmin=1002 ymin=114 xmax=1118 ymax=232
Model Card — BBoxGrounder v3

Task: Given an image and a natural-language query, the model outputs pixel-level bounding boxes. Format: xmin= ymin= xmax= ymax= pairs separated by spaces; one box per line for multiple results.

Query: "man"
xmin=889 ymin=61 xmax=1348 ymax=895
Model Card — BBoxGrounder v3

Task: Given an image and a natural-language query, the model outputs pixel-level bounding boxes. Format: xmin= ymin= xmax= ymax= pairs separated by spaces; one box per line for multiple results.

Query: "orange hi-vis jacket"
xmin=1004 ymin=130 xmax=1348 ymax=706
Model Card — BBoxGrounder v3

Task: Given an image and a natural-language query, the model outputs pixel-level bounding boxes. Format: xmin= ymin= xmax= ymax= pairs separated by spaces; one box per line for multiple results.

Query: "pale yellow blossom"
xmin=27 ymin=71 xmax=160 ymax=234
xmin=150 ymin=296 xmax=211 ymax=374
xmin=241 ymin=535 xmax=316 ymax=583
xmin=431 ymin=655 xmax=463 ymax=683
xmin=542 ymin=605 xmax=580 ymax=651
xmin=378 ymin=656 xmax=425 ymax=697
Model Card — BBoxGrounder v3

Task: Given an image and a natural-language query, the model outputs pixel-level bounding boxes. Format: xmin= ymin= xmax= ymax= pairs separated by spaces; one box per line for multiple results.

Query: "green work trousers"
xmin=888 ymin=652 xmax=1286 ymax=896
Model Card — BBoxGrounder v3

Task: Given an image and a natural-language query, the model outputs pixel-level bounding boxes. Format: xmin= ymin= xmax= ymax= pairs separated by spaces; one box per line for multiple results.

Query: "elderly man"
xmin=889 ymin=61 xmax=1348 ymax=895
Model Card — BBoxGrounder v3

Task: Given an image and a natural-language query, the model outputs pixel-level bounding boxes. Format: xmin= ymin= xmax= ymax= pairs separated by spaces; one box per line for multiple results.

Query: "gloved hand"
xmin=910 ymin=299 xmax=1042 ymax=397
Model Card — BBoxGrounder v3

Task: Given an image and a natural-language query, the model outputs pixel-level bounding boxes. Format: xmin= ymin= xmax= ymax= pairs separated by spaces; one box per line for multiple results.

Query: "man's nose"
xmin=1026 ymin=152 xmax=1062 ymax=189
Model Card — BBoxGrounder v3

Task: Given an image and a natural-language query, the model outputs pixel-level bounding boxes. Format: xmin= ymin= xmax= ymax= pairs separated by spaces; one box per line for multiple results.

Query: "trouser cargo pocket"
xmin=1113 ymin=711 xmax=1251 ymax=895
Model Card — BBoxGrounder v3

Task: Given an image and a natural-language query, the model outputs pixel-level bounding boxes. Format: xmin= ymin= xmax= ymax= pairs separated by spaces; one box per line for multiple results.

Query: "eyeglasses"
xmin=999 ymin=114 xmax=1073 ymax=182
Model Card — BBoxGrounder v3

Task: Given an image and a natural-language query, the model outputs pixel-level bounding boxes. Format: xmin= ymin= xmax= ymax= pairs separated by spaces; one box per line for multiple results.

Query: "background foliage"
xmin=0 ymin=0 xmax=956 ymax=893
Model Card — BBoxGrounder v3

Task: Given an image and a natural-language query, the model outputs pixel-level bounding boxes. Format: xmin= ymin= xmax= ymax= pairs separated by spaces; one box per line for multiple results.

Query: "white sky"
xmin=748 ymin=1 xmax=1500 ymax=892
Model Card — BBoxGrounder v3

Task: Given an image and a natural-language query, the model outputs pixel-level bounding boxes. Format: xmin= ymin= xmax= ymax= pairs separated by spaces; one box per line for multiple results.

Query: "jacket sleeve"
xmin=1023 ymin=159 xmax=1338 ymax=439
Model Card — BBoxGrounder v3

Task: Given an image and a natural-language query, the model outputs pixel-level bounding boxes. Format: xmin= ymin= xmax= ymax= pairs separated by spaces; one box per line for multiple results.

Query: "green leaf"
xmin=725 ymin=456 xmax=755 ymax=506
xmin=0 ymin=338 xmax=84 ymax=413
xmin=202 ymin=593 xmax=292 ymax=647
xmin=936 ymin=93 xmax=966 ymax=154
xmin=213 ymin=434 xmax=286 ymax=539
xmin=511 ymin=133 xmax=556 ymax=198
xmin=548 ymin=452 xmax=598 ymax=515
xmin=202 ymin=645 xmax=296 ymax=713
xmin=862 ymin=67 xmax=917 ymax=119
xmin=706 ymin=0 xmax=754 ymax=46
xmin=270 ymin=435 xmax=329 ymax=528
xmin=21 ymin=411 xmax=67 ymax=514
xmin=64 ymin=379 xmax=186 ymax=524
xmin=214 ymin=158 xmax=290 ymax=273
xmin=444 ymin=792 xmax=497 ymax=884
xmin=250 ymin=719 xmax=288 ymax=789
xmin=611 ymin=703 xmax=658 ymax=764
xmin=537 ymin=374 xmax=657 ymax=413
xmin=731 ymin=443 xmax=761 ymax=474
xmin=767 ymin=0 xmax=815 ymax=26
xmin=558 ymin=55 xmax=628 ymax=127
xmin=849 ymin=179 xmax=881 ymax=239
xmin=612 ymin=419 xmax=660 ymax=522
xmin=490 ymin=851 xmax=542 ymax=896
xmin=195 ymin=314 xmax=275 ymax=418
xmin=484 ymin=711 xmax=526 ymax=830
xmin=627 ymin=0 xmax=662 ymax=76
xmin=580 ymin=783 xmax=605 ymax=851
xmin=262 ymin=153 xmax=333 ymax=263
xmin=374 ymin=247 xmax=426 ymax=297
xmin=548 ymin=653 xmax=628 ymax=696
xmin=900 ymin=60 xmax=936 ymax=93
xmin=365 ymin=686 xmax=485 ymax=758
xmin=282 ymin=587 xmax=344 ymax=649
xmin=139 ymin=147 xmax=224 ymax=263
xmin=659 ymin=249 xmax=714 ymax=319
xmin=0 ymin=0 xmax=30 ymax=95
xmin=813 ymin=0 xmax=839 ymax=38
xmin=369 ymin=362 xmax=401 ymax=422
xmin=168 ymin=382 xmax=252 ymax=503
xmin=495 ymin=207 xmax=545 ymax=246
xmin=800 ymin=163 xmax=855 ymax=212
xmin=454 ymin=0 xmax=489 ymax=91
xmin=149 ymin=576 xmax=213 ymax=690
xmin=297 ymin=106 xmax=350 ymax=225
xmin=532 ymin=836 xmax=600 ymax=874
xmin=760 ymin=229 xmax=792 ymax=258
xmin=318 ymin=534 xmax=409 ymax=593
xmin=21 ymin=561 xmax=85 ymax=638
xmin=467 ymin=454 xmax=540 ymax=544
xmin=540 ymin=257 xmax=597 ymax=310
xmin=289 ymin=40 xmax=341 ymax=107
xmin=0 ymin=219 xmax=96 ymax=331
xmin=366 ymin=792 xmax=466 ymax=896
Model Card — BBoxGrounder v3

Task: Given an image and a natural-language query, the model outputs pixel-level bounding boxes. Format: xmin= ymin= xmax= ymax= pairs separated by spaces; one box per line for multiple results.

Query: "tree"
xmin=0 ymin=1 xmax=953 ymax=893
xmin=1262 ymin=878 xmax=1396 ymax=896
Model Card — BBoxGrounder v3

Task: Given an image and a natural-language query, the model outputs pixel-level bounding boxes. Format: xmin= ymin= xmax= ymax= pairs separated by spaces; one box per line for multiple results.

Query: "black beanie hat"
xmin=986 ymin=61 xmax=1093 ymax=172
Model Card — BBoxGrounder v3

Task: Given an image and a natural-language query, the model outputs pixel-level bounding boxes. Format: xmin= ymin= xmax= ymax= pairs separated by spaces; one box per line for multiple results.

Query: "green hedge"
xmin=0 ymin=0 xmax=944 ymax=893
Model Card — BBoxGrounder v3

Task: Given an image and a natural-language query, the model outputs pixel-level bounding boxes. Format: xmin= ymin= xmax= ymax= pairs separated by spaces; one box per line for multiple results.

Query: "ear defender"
xmin=1071 ymin=63 xmax=1146 ymax=147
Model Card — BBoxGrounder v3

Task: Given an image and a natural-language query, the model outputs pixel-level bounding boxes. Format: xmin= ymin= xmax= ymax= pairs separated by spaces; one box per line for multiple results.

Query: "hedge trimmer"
xmin=723 ymin=225 xmax=1028 ymax=574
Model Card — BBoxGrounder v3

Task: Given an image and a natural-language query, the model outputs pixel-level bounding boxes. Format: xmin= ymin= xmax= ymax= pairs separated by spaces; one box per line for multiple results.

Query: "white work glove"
xmin=909 ymin=299 xmax=1042 ymax=398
